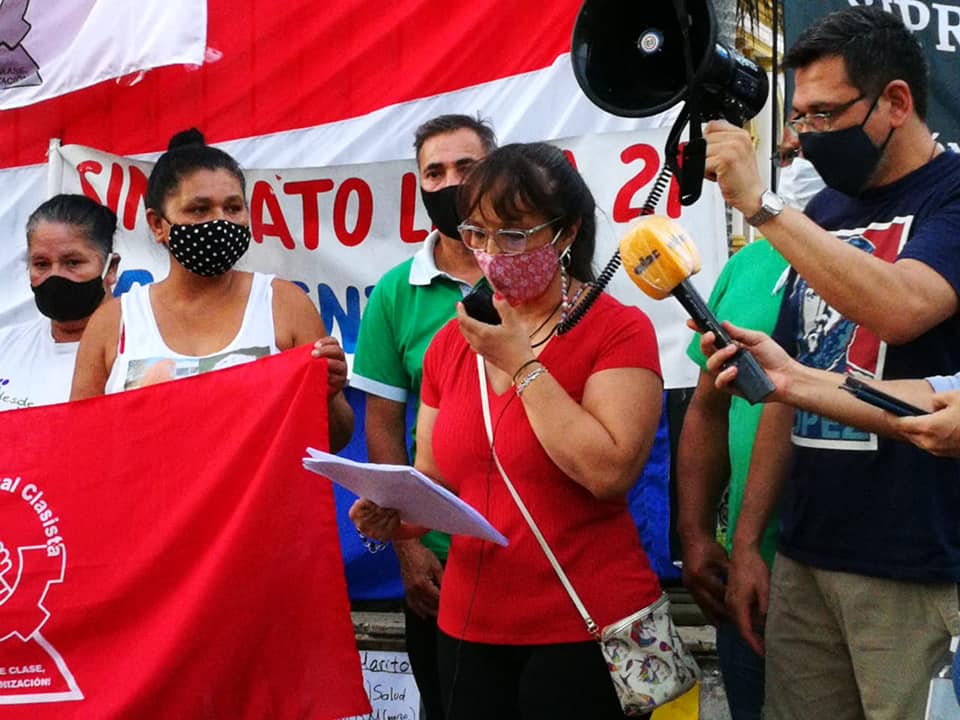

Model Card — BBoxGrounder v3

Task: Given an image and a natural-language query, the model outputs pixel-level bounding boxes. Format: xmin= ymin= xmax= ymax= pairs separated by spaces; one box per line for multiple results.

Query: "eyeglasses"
xmin=458 ymin=217 xmax=562 ymax=255
xmin=777 ymin=145 xmax=799 ymax=167
xmin=786 ymin=94 xmax=866 ymax=133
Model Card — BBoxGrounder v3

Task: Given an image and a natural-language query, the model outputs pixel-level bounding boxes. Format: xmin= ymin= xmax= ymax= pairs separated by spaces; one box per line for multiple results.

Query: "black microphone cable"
xmin=557 ymin=163 xmax=673 ymax=335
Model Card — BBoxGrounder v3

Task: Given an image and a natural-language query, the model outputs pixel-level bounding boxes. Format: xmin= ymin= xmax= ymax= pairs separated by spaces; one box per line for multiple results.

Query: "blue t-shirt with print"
xmin=772 ymin=151 xmax=960 ymax=582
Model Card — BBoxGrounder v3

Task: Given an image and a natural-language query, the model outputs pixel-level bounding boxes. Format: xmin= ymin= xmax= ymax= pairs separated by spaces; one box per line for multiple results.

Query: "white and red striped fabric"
xmin=0 ymin=0 xmax=665 ymax=168
xmin=0 ymin=0 xmax=717 ymax=388
xmin=0 ymin=0 xmax=206 ymax=112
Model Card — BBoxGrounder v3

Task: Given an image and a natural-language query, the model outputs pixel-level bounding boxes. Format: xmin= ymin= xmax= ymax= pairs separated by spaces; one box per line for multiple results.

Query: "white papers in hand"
xmin=303 ymin=448 xmax=508 ymax=546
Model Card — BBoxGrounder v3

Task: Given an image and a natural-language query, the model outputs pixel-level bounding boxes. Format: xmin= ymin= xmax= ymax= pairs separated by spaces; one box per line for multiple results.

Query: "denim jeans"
xmin=953 ymin=645 xmax=960 ymax=704
xmin=717 ymin=619 xmax=764 ymax=720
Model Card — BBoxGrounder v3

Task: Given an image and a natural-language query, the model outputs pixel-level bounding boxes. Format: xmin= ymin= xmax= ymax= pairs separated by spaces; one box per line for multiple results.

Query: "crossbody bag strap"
xmin=475 ymin=354 xmax=600 ymax=638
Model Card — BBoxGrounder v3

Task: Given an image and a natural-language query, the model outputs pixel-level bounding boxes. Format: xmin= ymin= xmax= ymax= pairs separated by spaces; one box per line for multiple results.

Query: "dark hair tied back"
xmin=26 ymin=194 xmax=116 ymax=258
xmin=145 ymin=127 xmax=247 ymax=213
xmin=167 ymin=128 xmax=207 ymax=151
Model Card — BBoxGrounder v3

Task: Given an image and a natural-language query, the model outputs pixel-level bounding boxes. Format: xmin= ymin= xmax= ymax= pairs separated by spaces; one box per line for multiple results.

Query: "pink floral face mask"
xmin=472 ymin=230 xmax=562 ymax=304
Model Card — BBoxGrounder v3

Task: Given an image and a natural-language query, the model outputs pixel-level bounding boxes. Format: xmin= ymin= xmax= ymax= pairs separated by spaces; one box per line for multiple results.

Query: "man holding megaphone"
xmin=700 ymin=6 xmax=960 ymax=720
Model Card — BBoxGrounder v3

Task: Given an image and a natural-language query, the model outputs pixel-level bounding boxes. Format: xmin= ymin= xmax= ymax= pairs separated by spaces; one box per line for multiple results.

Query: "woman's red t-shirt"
xmin=421 ymin=292 xmax=663 ymax=645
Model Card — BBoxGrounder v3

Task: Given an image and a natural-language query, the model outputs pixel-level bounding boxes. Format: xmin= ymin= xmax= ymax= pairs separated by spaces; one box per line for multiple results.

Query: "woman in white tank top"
xmin=70 ymin=129 xmax=353 ymax=452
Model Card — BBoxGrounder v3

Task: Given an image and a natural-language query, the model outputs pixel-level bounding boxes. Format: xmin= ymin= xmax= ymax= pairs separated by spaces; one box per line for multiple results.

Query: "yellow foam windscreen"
xmin=619 ymin=216 xmax=702 ymax=299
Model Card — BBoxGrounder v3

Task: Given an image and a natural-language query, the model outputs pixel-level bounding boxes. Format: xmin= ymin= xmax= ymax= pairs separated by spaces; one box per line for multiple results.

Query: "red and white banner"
xmin=0 ymin=0 xmax=713 ymax=388
xmin=0 ymin=346 xmax=370 ymax=719
xmin=0 ymin=0 xmax=206 ymax=111
xmin=42 ymin=133 xmax=725 ymax=389
xmin=0 ymin=0 xmax=665 ymax=169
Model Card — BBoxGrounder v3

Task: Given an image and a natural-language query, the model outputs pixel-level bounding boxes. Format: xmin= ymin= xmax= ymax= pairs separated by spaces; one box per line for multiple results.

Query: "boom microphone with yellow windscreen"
xmin=620 ymin=216 xmax=774 ymax=404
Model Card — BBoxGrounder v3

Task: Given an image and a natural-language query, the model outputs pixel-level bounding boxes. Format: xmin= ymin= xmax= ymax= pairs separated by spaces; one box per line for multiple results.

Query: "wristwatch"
xmin=745 ymin=190 xmax=785 ymax=227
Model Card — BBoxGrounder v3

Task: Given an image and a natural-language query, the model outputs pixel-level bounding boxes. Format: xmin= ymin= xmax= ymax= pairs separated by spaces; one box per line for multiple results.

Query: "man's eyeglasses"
xmin=458 ymin=218 xmax=561 ymax=255
xmin=786 ymin=94 xmax=866 ymax=133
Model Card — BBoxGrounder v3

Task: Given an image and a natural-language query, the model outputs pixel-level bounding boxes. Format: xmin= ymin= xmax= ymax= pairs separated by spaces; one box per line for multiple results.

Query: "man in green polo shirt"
xmin=677 ymin=238 xmax=787 ymax=720
xmin=351 ymin=114 xmax=495 ymax=720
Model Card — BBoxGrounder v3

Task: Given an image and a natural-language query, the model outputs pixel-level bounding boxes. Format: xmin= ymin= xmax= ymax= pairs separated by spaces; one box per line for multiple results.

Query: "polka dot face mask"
xmin=166 ymin=219 xmax=251 ymax=277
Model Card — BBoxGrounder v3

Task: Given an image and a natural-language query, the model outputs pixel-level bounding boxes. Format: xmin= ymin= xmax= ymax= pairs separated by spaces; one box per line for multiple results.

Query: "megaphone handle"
xmin=680 ymin=139 xmax=706 ymax=206
xmin=665 ymin=105 xmax=688 ymax=175
xmin=672 ymin=281 xmax=733 ymax=347
xmin=664 ymin=106 xmax=705 ymax=206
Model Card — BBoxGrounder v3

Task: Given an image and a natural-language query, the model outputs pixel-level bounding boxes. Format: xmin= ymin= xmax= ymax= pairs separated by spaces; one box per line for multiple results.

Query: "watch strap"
xmin=746 ymin=190 xmax=785 ymax=227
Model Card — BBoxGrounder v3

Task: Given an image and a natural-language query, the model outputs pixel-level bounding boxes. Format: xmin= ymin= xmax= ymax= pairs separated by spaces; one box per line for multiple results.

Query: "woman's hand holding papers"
xmin=349 ymin=498 xmax=429 ymax=542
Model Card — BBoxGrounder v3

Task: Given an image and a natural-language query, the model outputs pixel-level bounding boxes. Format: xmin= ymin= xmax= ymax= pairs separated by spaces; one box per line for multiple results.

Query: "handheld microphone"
xmin=620 ymin=216 xmax=775 ymax=404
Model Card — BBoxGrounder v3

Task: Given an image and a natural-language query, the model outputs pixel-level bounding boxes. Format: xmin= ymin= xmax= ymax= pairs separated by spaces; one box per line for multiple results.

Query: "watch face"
xmin=765 ymin=191 xmax=785 ymax=213
xmin=748 ymin=192 xmax=784 ymax=227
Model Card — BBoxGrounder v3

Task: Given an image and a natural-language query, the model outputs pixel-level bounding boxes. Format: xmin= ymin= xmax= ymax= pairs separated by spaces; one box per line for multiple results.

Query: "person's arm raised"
xmin=755 ymin=210 xmax=953 ymax=344
xmin=704 ymin=120 xmax=957 ymax=343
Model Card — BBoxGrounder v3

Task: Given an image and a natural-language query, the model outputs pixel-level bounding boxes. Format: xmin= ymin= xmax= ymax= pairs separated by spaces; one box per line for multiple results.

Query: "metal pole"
xmin=771 ymin=0 xmax=780 ymax=192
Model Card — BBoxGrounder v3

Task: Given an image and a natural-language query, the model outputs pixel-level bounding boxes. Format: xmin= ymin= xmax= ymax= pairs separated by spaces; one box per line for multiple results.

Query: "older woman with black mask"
xmin=351 ymin=143 xmax=668 ymax=719
xmin=0 ymin=194 xmax=118 ymax=411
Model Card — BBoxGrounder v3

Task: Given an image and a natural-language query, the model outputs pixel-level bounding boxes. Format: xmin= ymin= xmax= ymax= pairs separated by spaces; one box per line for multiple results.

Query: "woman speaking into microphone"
xmin=351 ymin=143 xmax=666 ymax=719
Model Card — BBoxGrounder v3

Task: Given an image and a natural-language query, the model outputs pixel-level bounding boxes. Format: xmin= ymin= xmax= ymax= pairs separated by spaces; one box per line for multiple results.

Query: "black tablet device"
xmin=840 ymin=375 xmax=929 ymax=417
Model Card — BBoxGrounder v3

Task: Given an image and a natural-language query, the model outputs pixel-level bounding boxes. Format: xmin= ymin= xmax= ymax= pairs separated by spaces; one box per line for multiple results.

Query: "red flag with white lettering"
xmin=0 ymin=346 xmax=369 ymax=719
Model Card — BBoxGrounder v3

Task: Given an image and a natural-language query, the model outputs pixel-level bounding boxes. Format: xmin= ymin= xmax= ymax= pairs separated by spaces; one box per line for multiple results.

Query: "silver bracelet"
xmin=515 ymin=366 xmax=548 ymax=396
xmin=356 ymin=528 xmax=389 ymax=554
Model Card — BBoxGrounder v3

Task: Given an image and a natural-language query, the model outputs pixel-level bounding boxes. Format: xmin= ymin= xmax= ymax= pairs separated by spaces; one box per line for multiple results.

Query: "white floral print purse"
xmin=476 ymin=355 xmax=699 ymax=715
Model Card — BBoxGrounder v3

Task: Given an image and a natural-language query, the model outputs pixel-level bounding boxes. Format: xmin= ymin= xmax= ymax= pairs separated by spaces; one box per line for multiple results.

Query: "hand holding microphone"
xmin=619 ymin=216 xmax=775 ymax=404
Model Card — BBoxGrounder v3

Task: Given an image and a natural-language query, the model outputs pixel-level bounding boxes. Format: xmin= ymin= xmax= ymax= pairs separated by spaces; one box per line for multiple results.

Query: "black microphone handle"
xmin=672 ymin=280 xmax=733 ymax=347
xmin=671 ymin=281 xmax=775 ymax=404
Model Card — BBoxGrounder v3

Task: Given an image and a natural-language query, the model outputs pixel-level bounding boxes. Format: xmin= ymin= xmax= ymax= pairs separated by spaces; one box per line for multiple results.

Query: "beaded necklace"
xmin=560 ymin=272 xmax=592 ymax=325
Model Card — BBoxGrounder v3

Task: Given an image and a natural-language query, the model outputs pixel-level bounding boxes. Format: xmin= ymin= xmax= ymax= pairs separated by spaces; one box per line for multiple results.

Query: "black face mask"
xmin=32 ymin=274 xmax=106 ymax=323
xmin=167 ymin=218 xmax=250 ymax=277
xmin=420 ymin=185 xmax=462 ymax=240
xmin=799 ymin=99 xmax=895 ymax=196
